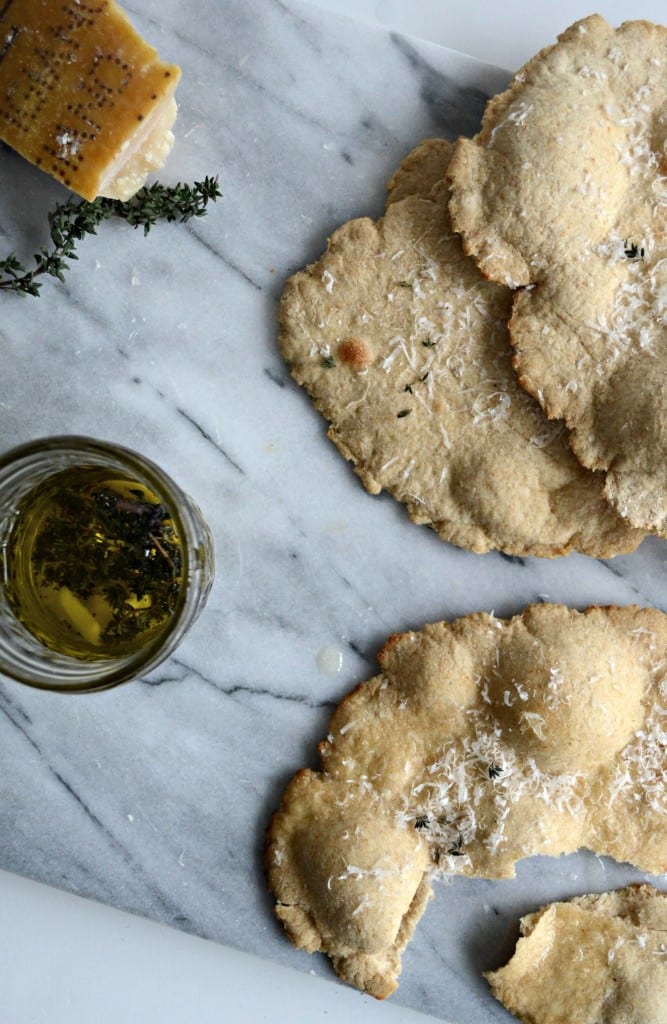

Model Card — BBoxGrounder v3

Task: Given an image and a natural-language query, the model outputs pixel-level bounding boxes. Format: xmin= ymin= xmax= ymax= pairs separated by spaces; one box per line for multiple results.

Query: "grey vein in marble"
xmin=0 ymin=2 xmax=665 ymax=1023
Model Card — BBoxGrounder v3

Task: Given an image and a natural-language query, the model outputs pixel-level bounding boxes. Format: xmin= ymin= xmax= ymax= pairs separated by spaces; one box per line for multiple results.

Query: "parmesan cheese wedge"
xmin=0 ymin=0 xmax=181 ymax=200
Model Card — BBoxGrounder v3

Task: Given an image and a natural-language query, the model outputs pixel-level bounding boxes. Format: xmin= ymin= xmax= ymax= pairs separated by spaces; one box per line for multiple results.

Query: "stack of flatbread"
xmin=280 ymin=14 xmax=667 ymax=557
xmin=270 ymin=14 xmax=667 ymax=1023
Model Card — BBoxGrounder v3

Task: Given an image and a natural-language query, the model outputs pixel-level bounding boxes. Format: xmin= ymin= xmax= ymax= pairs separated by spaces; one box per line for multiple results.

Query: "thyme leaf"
xmin=447 ymin=834 xmax=464 ymax=857
xmin=623 ymin=240 xmax=645 ymax=260
xmin=0 ymin=176 xmax=221 ymax=297
xmin=403 ymin=371 xmax=429 ymax=394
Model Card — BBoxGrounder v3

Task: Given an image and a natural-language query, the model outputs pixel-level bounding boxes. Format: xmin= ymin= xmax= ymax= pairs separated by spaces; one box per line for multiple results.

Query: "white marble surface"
xmin=312 ymin=0 xmax=667 ymax=70
xmin=0 ymin=1 xmax=666 ymax=1022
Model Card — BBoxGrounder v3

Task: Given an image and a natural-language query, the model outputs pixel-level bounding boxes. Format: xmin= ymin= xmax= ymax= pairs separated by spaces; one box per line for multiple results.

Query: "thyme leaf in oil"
xmin=33 ymin=482 xmax=182 ymax=644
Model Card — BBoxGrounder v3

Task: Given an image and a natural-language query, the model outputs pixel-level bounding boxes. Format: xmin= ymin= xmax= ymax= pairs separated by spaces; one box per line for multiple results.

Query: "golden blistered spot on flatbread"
xmin=337 ymin=337 xmax=373 ymax=370
xmin=278 ymin=141 xmax=642 ymax=557
xmin=486 ymin=885 xmax=667 ymax=1024
xmin=448 ymin=15 xmax=667 ymax=534
xmin=265 ymin=605 xmax=667 ymax=997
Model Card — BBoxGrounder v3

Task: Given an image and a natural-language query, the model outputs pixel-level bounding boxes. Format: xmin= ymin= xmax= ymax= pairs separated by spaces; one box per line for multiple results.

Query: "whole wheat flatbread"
xmin=486 ymin=885 xmax=667 ymax=1024
xmin=447 ymin=15 xmax=667 ymax=535
xmin=279 ymin=139 xmax=642 ymax=556
xmin=265 ymin=604 xmax=667 ymax=998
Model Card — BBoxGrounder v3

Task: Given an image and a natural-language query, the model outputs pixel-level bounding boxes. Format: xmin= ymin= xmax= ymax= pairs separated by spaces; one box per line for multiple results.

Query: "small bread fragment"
xmin=279 ymin=139 xmax=642 ymax=557
xmin=266 ymin=604 xmax=667 ymax=997
xmin=0 ymin=0 xmax=181 ymax=200
xmin=486 ymin=885 xmax=667 ymax=1024
xmin=447 ymin=15 xmax=667 ymax=534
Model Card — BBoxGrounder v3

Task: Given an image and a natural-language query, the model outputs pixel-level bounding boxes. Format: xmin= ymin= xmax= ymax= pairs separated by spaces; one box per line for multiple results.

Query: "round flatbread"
xmin=279 ymin=140 xmax=642 ymax=557
xmin=447 ymin=15 xmax=667 ymax=535
xmin=486 ymin=886 xmax=667 ymax=1024
xmin=265 ymin=604 xmax=667 ymax=998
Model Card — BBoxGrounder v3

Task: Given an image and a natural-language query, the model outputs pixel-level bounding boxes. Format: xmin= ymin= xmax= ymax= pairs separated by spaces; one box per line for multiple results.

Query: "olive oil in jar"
xmin=3 ymin=465 xmax=184 ymax=659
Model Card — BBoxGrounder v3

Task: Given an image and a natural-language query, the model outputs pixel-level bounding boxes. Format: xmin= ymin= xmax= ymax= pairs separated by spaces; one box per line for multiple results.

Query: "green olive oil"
xmin=3 ymin=465 xmax=184 ymax=660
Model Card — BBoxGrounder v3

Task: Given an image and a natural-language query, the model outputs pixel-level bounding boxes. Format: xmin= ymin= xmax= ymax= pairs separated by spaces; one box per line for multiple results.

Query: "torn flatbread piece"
xmin=486 ymin=885 xmax=667 ymax=1024
xmin=265 ymin=604 xmax=667 ymax=998
xmin=447 ymin=15 xmax=667 ymax=535
xmin=279 ymin=139 xmax=642 ymax=557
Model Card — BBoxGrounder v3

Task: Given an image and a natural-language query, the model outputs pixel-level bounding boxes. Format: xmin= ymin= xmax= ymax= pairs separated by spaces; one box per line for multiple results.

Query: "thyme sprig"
xmin=0 ymin=176 xmax=221 ymax=297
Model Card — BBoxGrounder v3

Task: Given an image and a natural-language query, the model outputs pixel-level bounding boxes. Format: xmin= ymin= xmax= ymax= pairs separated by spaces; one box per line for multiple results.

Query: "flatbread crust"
xmin=486 ymin=885 xmax=667 ymax=1024
xmin=265 ymin=604 xmax=667 ymax=997
xmin=447 ymin=15 xmax=667 ymax=535
xmin=385 ymin=137 xmax=454 ymax=205
xmin=279 ymin=140 xmax=642 ymax=557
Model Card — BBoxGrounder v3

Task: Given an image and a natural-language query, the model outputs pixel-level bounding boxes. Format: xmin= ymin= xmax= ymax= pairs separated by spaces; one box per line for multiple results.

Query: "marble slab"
xmin=0 ymin=2 xmax=665 ymax=1021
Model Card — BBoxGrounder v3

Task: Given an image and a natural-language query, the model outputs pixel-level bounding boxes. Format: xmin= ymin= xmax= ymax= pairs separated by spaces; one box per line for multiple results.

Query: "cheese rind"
xmin=0 ymin=0 xmax=181 ymax=200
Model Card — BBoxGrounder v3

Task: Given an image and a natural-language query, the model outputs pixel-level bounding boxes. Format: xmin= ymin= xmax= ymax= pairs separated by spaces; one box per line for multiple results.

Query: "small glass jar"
xmin=0 ymin=436 xmax=214 ymax=693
